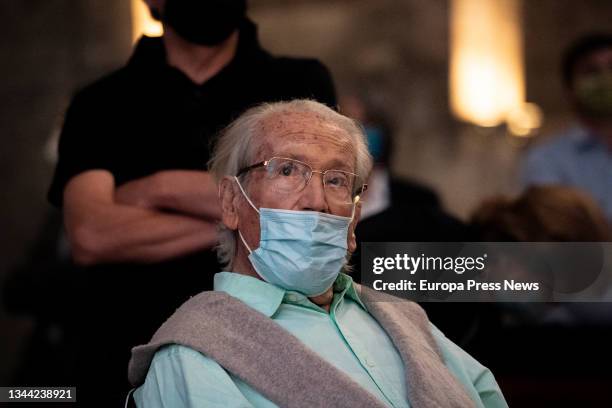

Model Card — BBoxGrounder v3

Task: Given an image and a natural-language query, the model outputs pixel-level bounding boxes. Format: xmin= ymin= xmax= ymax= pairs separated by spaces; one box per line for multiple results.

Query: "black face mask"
xmin=161 ymin=0 xmax=246 ymax=46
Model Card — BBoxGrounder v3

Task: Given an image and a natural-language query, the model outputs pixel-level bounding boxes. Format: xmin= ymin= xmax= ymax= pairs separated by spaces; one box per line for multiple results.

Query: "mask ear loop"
xmin=234 ymin=176 xmax=260 ymax=214
xmin=238 ymin=231 xmax=253 ymax=254
xmin=234 ymin=176 xmax=258 ymax=254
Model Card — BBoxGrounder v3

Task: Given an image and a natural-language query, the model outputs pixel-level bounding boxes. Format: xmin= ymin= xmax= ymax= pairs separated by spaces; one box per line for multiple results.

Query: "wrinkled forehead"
xmin=253 ymin=111 xmax=356 ymax=167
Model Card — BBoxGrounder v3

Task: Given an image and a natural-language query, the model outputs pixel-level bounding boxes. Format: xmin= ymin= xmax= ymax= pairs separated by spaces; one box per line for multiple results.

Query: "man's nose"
xmin=299 ymin=172 xmax=329 ymax=213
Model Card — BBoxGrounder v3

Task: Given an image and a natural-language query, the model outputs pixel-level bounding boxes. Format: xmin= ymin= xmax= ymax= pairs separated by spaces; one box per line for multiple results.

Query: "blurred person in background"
xmin=473 ymin=185 xmax=610 ymax=244
xmin=12 ymin=0 xmax=338 ymax=405
xmin=472 ymin=185 xmax=611 ymax=325
xmin=340 ymin=92 xmax=477 ymax=345
xmin=340 ymin=92 xmax=471 ymax=276
xmin=468 ymin=185 xmax=612 ymax=407
xmin=522 ymin=33 xmax=612 ymax=222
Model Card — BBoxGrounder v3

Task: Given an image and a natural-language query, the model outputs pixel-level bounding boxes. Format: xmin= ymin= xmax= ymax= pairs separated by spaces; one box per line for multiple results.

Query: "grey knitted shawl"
xmin=129 ymin=284 xmax=475 ymax=408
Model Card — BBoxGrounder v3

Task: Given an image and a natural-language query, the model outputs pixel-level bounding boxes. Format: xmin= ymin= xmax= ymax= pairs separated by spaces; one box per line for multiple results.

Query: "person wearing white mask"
xmin=127 ymin=100 xmax=507 ymax=408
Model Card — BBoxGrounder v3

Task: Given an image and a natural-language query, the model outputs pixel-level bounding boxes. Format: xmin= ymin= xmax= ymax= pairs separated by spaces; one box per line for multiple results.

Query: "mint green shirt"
xmin=134 ymin=272 xmax=507 ymax=408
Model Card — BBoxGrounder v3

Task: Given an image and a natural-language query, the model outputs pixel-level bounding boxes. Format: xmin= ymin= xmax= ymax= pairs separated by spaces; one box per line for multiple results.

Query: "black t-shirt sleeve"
xmin=47 ymin=90 xmax=115 ymax=207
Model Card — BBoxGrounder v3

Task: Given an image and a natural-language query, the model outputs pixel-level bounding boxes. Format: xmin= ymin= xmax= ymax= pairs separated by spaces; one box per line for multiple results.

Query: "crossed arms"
xmin=63 ymin=169 xmax=221 ymax=265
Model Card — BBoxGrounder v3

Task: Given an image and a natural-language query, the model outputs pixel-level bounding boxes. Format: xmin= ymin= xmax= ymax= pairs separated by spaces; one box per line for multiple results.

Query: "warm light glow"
xmin=450 ymin=0 xmax=525 ymax=127
xmin=131 ymin=0 xmax=163 ymax=43
xmin=507 ymin=102 xmax=543 ymax=137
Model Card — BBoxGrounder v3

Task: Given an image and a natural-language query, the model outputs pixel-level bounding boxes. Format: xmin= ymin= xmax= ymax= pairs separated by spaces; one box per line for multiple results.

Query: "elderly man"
xmin=128 ymin=100 xmax=507 ymax=407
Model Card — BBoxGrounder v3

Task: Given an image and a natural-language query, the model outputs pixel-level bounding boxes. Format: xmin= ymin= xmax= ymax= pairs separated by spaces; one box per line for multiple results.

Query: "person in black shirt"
xmin=340 ymin=93 xmax=480 ymax=348
xmin=46 ymin=0 xmax=336 ymax=405
xmin=340 ymin=93 xmax=471 ymax=280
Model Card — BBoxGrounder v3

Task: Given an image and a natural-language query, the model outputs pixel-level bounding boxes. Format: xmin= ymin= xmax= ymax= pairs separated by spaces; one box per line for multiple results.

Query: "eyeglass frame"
xmin=236 ymin=156 xmax=368 ymax=201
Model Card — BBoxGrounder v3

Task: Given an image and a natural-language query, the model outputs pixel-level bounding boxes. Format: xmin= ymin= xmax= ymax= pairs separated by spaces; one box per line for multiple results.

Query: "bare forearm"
xmin=94 ymin=214 xmax=218 ymax=264
xmin=67 ymin=202 xmax=217 ymax=265
xmin=126 ymin=222 xmax=218 ymax=264
xmin=115 ymin=170 xmax=222 ymax=219
xmin=64 ymin=170 xmax=220 ymax=266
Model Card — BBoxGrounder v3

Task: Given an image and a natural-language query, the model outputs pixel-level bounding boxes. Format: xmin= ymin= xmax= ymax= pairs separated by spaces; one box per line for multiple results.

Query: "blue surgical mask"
xmin=234 ymin=177 xmax=353 ymax=296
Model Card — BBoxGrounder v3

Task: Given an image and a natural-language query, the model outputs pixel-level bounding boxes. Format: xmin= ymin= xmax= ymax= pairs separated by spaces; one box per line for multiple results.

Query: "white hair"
xmin=208 ymin=99 xmax=373 ymax=269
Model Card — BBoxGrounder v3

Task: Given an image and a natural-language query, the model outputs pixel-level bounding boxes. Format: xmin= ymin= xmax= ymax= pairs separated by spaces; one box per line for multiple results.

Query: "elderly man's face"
xmin=221 ymin=111 xmax=361 ymax=260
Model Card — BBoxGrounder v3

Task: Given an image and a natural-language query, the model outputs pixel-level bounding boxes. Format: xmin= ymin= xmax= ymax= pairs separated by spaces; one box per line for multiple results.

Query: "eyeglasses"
xmin=236 ymin=157 xmax=367 ymax=205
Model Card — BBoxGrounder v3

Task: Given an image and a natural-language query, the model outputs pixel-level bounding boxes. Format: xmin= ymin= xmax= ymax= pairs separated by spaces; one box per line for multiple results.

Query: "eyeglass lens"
xmin=264 ymin=158 xmax=358 ymax=204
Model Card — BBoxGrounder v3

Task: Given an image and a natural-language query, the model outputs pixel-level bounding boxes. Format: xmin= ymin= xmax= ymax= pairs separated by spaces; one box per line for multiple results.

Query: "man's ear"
xmin=219 ymin=177 xmax=239 ymax=231
xmin=348 ymin=201 xmax=362 ymax=253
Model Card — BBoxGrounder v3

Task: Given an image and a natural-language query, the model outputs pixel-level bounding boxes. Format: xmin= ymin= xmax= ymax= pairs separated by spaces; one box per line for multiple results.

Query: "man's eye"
xmin=278 ymin=163 xmax=296 ymax=176
xmin=327 ymin=175 xmax=348 ymax=187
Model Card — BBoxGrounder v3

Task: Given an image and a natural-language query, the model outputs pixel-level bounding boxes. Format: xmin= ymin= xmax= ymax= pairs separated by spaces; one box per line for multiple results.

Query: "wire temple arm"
xmin=236 ymin=160 xmax=267 ymax=177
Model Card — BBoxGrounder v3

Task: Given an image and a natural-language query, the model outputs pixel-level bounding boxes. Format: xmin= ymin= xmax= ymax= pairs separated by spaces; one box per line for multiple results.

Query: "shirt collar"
xmin=334 ymin=273 xmax=368 ymax=310
xmin=214 ymin=272 xmax=284 ymax=317
xmin=214 ymin=272 xmax=367 ymax=317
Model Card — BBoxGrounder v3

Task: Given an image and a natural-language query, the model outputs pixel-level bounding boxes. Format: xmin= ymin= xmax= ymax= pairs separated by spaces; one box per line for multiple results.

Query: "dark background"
xmin=1 ymin=0 xmax=611 ymax=403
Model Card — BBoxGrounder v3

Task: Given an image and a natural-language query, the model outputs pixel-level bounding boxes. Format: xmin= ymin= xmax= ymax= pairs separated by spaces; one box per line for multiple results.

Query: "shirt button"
xmin=287 ymin=294 xmax=298 ymax=302
xmin=365 ymin=357 xmax=375 ymax=368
